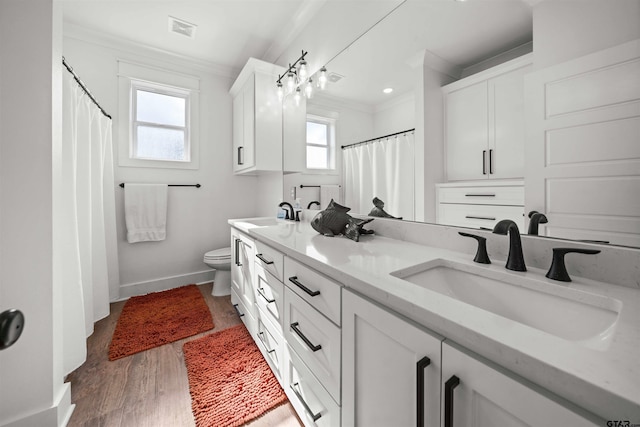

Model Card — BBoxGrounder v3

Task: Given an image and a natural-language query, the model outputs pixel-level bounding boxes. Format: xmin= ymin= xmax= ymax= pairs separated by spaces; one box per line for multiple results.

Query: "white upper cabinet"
xmin=230 ymin=58 xmax=284 ymax=174
xmin=443 ymin=54 xmax=532 ymax=182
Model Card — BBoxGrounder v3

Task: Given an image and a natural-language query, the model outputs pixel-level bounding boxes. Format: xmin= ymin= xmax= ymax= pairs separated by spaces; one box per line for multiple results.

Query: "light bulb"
xmin=287 ymin=71 xmax=295 ymax=92
xmin=318 ymin=66 xmax=328 ymax=90
xmin=294 ymin=87 xmax=301 ymax=106
xmin=276 ymin=82 xmax=284 ymax=101
xmin=298 ymin=60 xmax=308 ymax=81
xmin=304 ymin=79 xmax=313 ymax=99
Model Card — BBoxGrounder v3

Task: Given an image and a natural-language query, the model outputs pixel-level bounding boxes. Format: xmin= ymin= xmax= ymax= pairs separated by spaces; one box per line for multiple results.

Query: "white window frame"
xmin=306 ymin=114 xmax=336 ymax=171
xmin=118 ymin=60 xmax=200 ymax=169
xmin=130 ymin=81 xmax=191 ymax=162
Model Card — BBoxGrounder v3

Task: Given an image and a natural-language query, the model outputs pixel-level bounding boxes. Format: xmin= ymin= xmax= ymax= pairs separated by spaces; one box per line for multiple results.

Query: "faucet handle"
xmin=545 ymin=247 xmax=600 ymax=282
xmin=458 ymin=232 xmax=491 ymax=264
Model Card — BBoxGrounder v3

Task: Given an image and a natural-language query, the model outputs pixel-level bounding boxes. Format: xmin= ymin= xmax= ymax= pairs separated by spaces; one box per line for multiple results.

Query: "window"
xmin=118 ymin=60 xmax=200 ymax=169
xmin=306 ymin=115 xmax=335 ymax=170
xmin=131 ymin=83 xmax=190 ymax=162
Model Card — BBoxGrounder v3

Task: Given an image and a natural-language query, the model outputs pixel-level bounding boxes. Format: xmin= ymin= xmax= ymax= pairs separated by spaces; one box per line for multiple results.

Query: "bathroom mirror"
xmin=298 ymin=0 xmax=639 ymax=249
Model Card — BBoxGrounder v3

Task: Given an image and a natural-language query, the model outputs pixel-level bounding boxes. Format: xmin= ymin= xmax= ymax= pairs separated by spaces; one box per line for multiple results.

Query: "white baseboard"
xmin=1 ymin=383 xmax=73 ymax=427
xmin=117 ymin=270 xmax=215 ymax=300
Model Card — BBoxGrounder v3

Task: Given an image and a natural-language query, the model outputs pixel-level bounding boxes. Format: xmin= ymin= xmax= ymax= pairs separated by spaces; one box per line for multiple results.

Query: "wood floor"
xmin=66 ymin=283 xmax=303 ymax=427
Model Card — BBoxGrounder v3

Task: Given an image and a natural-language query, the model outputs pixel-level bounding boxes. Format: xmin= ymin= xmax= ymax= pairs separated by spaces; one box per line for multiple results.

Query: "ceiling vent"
xmin=168 ymin=16 xmax=197 ymax=39
xmin=328 ymin=72 xmax=344 ymax=83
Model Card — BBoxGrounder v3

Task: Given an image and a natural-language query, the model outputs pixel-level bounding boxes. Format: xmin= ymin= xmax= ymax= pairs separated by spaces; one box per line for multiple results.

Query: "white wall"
xmin=0 ymin=1 xmax=72 ymax=425
xmin=63 ymin=29 xmax=261 ymax=299
xmin=372 ymin=92 xmax=415 ymax=137
xmin=533 ymin=0 xmax=640 ymax=70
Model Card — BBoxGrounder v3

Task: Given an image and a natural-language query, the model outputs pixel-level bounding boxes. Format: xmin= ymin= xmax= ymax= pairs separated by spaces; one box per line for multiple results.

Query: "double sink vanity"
xmin=228 ymin=215 xmax=640 ymax=426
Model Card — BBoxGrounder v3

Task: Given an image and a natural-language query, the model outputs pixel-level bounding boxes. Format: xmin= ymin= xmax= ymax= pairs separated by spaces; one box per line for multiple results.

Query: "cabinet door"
xmin=231 ymin=229 xmax=256 ymax=318
xmin=488 ymin=65 xmax=530 ymax=180
xmin=342 ymin=290 xmax=442 ymax=427
xmin=232 ymin=93 xmax=244 ymax=172
xmin=441 ymin=343 xmax=600 ymax=427
xmin=445 ymin=82 xmax=488 ymax=181
xmin=241 ymin=76 xmax=256 ymax=170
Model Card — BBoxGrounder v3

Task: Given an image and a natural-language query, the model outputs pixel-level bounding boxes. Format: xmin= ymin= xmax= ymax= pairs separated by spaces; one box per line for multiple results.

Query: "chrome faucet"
xmin=278 ymin=202 xmax=294 ymax=220
xmin=492 ymin=219 xmax=526 ymax=272
xmin=527 ymin=210 xmax=548 ymax=235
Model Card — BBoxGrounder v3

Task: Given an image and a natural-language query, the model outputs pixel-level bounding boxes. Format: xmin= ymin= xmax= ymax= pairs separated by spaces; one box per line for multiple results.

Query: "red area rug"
xmin=108 ymin=284 xmax=214 ymax=361
xmin=183 ymin=324 xmax=288 ymax=427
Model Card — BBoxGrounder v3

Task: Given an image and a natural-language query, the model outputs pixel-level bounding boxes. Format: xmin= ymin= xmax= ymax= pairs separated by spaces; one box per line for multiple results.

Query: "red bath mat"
xmin=108 ymin=284 xmax=214 ymax=361
xmin=183 ymin=324 xmax=288 ymax=427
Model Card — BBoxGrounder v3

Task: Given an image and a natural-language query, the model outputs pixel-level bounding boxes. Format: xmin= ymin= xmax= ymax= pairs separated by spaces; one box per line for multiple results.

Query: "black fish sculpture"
xmin=311 ymin=199 xmax=374 ymax=242
xmin=368 ymin=197 xmax=402 ymax=220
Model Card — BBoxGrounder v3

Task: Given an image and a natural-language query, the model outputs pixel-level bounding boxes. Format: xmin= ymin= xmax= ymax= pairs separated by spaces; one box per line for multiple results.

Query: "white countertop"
xmin=229 ymin=217 xmax=640 ymax=421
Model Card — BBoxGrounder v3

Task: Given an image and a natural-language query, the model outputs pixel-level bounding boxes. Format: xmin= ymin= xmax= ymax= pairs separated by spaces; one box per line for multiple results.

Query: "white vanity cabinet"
xmin=441 ymin=342 xmax=600 ymax=427
xmin=443 ymin=54 xmax=532 ymax=182
xmin=342 ymin=289 xmax=443 ymax=427
xmin=436 ymin=181 xmax=525 ymax=230
xmin=230 ymin=58 xmax=283 ymax=174
xmin=230 ymin=228 xmax=257 ymax=335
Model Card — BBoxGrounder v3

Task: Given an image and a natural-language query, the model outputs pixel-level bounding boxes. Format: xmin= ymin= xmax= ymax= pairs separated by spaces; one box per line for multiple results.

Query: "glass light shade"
xmin=294 ymin=87 xmax=302 ymax=106
xmin=318 ymin=67 xmax=328 ymax=90
xmin=287 ymin=72 xmax=295 ymax=92
xmin=276 ymin=82 xmax=284 ymax=101
xmin=298 ymin=60 xmax=308 ymax=80
xmin=304 ymin=79 xmax=313 ymax=98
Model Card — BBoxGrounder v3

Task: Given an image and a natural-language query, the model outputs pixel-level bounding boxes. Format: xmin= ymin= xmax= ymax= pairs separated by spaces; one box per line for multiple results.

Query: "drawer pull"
xmin=464 ymin=193 xmax=496 ymax=197
xmin=291 ymin=382 xmax=322 ymax=422
xmin=234 ymin=238 xmax=242 ymax=266
xmin=232 ymin=303 xmax=244 ymax=318
xmin=258 ymin=331 xmax=276 ymax=354
xmin=417 ymin=356 xmax=431 ymax=427
xmin=257 ymin=287 xmax=276 ymax=304
xmin=237 ymin=146 xmax=244 ymax=165
xmin=289 ymin=276 xmax=321 ymax=297
xmin=465 ymin=215 xmax=496 ymax=221
xmin=444 ymin=375 xmax=460 ymax=427
xmin=256 ymin=253 xmax=274 ymax=265
xmin=290 ymin=322 xmax=322 ymax=352
xmin=482 ymin=150 xmax=487 ymax=175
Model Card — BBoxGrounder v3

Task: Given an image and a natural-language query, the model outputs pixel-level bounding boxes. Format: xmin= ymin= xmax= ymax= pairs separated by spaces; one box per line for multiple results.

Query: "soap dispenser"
xmin=293 ymin=198 xmax=303 ymax=222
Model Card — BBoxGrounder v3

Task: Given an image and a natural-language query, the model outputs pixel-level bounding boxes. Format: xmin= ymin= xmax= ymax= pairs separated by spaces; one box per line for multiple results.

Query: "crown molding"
xmin=63 ymin=22 xmax=239 ymax=79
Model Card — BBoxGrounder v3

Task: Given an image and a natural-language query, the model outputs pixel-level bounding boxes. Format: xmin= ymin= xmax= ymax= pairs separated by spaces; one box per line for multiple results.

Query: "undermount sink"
xmin=231 ymin=217 xmax=281 ymax=232
xmin=390 ymin=259 xmax=621 ymax=350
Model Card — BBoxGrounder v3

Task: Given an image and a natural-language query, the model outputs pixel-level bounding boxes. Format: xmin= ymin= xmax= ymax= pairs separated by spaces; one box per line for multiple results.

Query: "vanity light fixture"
xmin=275 ymin=50 xmax=327 ymax=105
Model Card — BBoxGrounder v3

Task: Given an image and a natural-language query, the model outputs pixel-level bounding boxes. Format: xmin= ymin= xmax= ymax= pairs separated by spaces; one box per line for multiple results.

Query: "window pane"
xmin=307 ymin=121 xmax=328 ymax=146
xmin=307 ymin=146 xmax=328 ymax=169
xmin=136 ymin=89 xmax=186 ymax=126
xmin=136 ymin=126 xmax=186 ymax=161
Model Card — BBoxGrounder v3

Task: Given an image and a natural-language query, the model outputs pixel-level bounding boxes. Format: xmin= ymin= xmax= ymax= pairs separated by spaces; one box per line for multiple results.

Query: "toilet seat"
xmin=204 ymin=247 xmax=231 ymax=261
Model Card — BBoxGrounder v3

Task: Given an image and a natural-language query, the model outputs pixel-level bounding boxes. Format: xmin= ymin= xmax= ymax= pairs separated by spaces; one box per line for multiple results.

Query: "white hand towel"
xmin=124 ymin=184 xmax=168 ymax=243
xmin=320 ymin=185 xmax=341 ymax=209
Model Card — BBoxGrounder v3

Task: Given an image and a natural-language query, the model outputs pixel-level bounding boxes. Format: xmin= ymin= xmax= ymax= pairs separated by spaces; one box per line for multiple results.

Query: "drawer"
xmin=285 ymin=344 xmax=341 ymax=427
xmin=438 ymin=203 xmax=525 ymax=231
xmin=255 ymin=267 xmax=285 ymax=331
xmin=231 ymin=288 xmax=257 ymax=337
xmin=255 ymin=314 xmax=284 ymax=385
xmin=284 ymin=287 xmax=341 ymax=403
xmin=255 ymin=240 xmax=284 ymax=282
xmin=284 ymin=257 xmax=341 ymax=326
xmin=438 ymin=185 xmax=524 ymax=206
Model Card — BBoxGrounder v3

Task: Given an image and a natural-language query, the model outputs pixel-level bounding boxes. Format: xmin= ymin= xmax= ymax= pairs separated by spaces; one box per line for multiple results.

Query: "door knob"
xmin=0 ymin=309 xmax=25 ymax=350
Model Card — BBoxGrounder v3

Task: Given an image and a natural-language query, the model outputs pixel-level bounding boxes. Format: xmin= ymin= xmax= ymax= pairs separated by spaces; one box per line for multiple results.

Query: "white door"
xmin=441 ymin=343 xmax=600 ymax=427
xmin=342 ymin=290 xmax=443 ymax=427
xmin=445 ymin=81 xmax=488 ymax=181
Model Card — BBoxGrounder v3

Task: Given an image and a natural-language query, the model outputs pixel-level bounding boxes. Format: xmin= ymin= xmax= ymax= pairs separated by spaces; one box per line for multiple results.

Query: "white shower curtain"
xmin=56 ymin=71 xmax=120 ymax=374
xmin=343 ymin=132 xmax=415 ymax=220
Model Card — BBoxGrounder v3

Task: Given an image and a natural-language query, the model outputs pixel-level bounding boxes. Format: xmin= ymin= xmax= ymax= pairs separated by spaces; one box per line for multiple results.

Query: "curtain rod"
xmin=341 ymin=128 xmax=415 ymax=150
xmin=119 ymin=183 xmax=201 ymax=188
xmin=62 ymin=56 xmax=112 ymax=120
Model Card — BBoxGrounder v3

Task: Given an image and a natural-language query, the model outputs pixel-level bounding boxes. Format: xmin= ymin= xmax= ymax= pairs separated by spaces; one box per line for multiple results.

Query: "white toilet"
xmin=203 ymin=247 xmax=231 ymax=296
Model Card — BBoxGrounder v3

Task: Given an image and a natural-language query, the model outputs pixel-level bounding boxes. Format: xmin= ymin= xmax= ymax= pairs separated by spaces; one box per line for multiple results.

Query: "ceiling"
xmin=61 ymin=0 xmax=533 ymax=104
